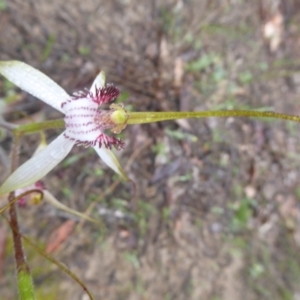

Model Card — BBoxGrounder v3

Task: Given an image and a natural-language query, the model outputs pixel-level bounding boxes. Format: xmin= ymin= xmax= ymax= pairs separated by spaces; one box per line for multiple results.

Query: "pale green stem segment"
xmin=17 ymin=270 xmax=35 ymax=300
xmin=127 ymin=110 xmax=300 ymax=124
xmin=11 ymin=110 xmax=300 ymax=136
xmin=14 ymin=119 xmax=65 ymax=135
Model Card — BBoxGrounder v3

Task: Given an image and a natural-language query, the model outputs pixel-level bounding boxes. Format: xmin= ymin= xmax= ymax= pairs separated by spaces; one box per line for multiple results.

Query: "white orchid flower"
xmin=0 ymin=61 xmax=128 ymax=196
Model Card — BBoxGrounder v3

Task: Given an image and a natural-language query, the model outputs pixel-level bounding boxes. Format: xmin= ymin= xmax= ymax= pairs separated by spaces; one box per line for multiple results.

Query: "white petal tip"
xmin=90 ymin=70 xmax=106 ymax=93
xmin=93 ymin=147 xmax=129 ymax=181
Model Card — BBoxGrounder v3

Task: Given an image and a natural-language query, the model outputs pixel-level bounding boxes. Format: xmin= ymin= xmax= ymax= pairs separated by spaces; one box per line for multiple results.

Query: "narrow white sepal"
xmin=0 ymin=61 xmax=69 ymax=113
xmin=0 ymin=132 xmax=75 ymax=196
xmin=90 ymin=70 xmax=106 ymax=94
xmin=93 ymin=147 xmax=128 ymax=181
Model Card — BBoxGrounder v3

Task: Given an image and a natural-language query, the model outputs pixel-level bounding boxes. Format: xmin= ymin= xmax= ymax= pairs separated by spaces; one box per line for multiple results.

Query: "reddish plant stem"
xmin=8 ymin=134 xmax=29 ymax=273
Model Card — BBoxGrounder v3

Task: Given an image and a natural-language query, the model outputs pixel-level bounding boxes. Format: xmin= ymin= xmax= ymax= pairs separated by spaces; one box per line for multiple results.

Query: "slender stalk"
xmin=8 ymin=133 xmax=35 ymax=300
xmin=127 ymin=110 xmax=300 ymax=124
xmin=0 ymin=118 xmax=18 ymax=131
xmin=14 ymin=119 xmax=65 ymax=135
xmin=9 ymin=110 xmax=300 ymax=137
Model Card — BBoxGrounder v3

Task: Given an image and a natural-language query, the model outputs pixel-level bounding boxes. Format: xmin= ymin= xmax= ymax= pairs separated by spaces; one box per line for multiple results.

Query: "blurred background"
xmin=1 ymin=0 xmax=300 ymax=299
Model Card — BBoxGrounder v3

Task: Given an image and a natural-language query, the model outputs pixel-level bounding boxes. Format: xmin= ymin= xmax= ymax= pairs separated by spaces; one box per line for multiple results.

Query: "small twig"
xmin=8 ymin=133 xmax=27 ymax=270
xmin=0 ymin=146 xmax=10 ymax=169
xmin=0 ymin=118 xmax=18 ymax=131
xmin=8 ymin=133 xmax=35 ymax=298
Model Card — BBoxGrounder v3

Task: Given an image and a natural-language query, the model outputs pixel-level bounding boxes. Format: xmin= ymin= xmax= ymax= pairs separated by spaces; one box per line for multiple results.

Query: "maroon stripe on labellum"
xmin=63 ymin=132 xmax=125 ymax=150
xmin=61 ymin=84 xmax=123 ymax=150
xmin=61 ymin=85 xmax=120 ymax=108
xmin=93 ymin=85 xmax=120 ymax=105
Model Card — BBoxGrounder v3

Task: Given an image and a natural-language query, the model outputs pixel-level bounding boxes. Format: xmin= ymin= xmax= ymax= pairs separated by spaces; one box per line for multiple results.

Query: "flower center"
xmin=61 ymin=86 xmax=125 ymax=150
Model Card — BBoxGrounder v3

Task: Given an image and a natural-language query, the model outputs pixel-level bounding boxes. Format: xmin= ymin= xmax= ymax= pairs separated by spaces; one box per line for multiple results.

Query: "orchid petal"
xmin=90 ymin=70 xmax=105 ymax=93
xmin=0 ymin=132 xmax=75 ymax=195
xmin=0 ymin=61 xmax=69 ymax=113
xmin=93 ymin=147 xmax=129 ymax=181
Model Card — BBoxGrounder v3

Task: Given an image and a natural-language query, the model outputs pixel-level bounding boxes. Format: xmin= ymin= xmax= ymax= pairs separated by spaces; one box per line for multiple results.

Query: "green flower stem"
xmin=10 ymin=110 xmax=300 ymax=136
xmin=127 ymin=110 xmax=300 ymax=124
xmin=14 ymin=119 xmax=65 ymax=135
